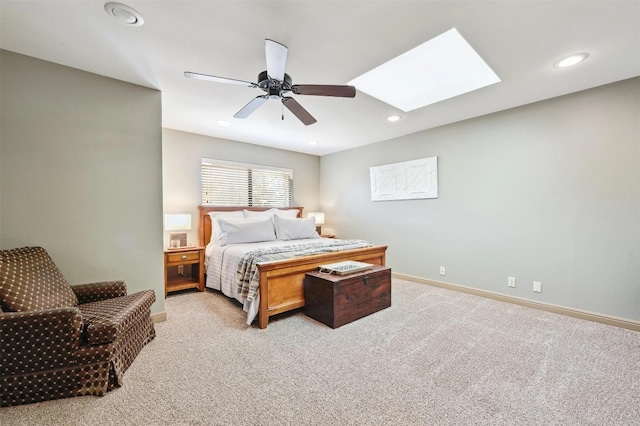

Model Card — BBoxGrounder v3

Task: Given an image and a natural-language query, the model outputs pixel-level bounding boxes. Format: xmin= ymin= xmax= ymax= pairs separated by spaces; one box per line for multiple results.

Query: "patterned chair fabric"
xmin=0 ymin=246 xmax=156 ymax=407
xmin=0 ymin=246 xmax=79 ymax=311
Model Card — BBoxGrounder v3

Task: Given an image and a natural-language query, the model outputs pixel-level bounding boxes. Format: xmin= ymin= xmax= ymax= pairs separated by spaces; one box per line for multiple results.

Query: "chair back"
xmin=0 ymin=246 xmax=78 ymax=312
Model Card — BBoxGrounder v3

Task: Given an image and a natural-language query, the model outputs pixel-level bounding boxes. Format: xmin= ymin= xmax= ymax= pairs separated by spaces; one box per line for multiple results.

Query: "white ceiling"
xmin=1 ymin=1 xmax=639 ymax=156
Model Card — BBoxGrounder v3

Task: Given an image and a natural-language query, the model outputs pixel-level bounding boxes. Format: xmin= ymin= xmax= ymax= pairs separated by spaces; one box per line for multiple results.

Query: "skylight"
xmin=348 ymin=28 xmax=501 ymax=112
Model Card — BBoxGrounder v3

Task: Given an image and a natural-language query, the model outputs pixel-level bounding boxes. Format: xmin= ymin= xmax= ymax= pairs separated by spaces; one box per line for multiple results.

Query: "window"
xmin=201 ymin=158 xmax=293 ymax=207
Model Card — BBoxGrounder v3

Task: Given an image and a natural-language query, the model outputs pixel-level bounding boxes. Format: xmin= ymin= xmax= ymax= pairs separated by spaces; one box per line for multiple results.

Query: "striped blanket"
xmin=236 ymin=239 xmax=373 ymax=301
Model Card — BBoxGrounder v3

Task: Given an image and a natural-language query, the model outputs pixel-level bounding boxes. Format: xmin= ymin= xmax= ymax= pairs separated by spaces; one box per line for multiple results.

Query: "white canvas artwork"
xmin=370 ymin=157 xmax=438 ymax=201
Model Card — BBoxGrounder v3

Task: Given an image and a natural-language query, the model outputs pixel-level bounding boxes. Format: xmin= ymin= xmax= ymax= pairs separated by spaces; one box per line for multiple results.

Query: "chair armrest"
xmin=1 ymin=307 xmax=83 ymax=376
xmin=72 ymin=280 xmax=127 ymax=304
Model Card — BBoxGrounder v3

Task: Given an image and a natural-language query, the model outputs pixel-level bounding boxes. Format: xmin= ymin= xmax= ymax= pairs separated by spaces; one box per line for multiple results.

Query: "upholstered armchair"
xmin=0 ymin=246 xmax=156 ymax=407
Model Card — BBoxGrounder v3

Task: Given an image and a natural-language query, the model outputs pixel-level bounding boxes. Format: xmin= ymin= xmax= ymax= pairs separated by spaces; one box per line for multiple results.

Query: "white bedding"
xmin=205 ymin=239 xmax=321 ymax=325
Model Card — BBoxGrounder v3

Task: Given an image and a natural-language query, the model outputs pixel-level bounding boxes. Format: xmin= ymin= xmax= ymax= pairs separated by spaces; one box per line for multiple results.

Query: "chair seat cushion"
xmin=78 ymin=290 xmax=155 ymax=345
xmin=0 ymin=247 xmax=79 ymax=312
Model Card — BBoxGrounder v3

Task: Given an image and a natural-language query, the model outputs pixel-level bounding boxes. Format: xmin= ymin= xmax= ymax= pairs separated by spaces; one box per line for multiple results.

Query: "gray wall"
xmin=0 ymin=50 xmax=165 ymax=314
xmin=162 ymin=128 xmax=320 ymax=247
xmin=321 ymin=77 xmax=639 ymax=321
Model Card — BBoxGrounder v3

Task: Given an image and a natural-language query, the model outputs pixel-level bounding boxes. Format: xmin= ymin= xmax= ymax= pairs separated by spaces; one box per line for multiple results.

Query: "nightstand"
xmin=164 ymin=246 xmax=205 ymax=297
xmin=321 ymin=234 xmax=336 ymax=238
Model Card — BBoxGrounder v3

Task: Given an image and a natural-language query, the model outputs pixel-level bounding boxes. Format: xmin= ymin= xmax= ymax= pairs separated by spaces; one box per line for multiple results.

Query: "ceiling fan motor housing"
xmin=258 ymin=70 xmax=293 ymax=97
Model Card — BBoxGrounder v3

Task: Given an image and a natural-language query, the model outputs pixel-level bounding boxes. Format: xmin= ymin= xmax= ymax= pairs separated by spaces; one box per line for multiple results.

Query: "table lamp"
xmin=308 ymin=212 xmax=325 ymax=234
xmin=165 ymin=214 xmax=192 ymax=249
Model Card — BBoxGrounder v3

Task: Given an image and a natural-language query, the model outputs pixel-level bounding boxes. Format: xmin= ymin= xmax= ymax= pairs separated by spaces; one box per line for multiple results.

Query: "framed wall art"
xmin=370 ymin=156 xmax=438 ymax=201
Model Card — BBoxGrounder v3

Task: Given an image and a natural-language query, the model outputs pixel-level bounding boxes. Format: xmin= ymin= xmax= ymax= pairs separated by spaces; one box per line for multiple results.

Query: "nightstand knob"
xmin=181 ymin=255 xmax=187 ymax=260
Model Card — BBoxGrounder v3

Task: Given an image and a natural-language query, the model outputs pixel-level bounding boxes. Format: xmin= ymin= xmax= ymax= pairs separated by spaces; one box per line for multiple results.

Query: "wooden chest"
xmin=304 ymin=266 xmax=391 ymax=328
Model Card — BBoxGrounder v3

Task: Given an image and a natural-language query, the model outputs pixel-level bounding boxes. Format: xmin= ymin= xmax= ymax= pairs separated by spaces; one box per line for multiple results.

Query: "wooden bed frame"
xmin=198 ymin=206 xmax=388 ymax=329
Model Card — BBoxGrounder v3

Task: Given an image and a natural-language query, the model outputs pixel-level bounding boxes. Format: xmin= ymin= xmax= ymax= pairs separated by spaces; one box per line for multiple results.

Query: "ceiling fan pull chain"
xmin=281 ymin=102 xmax=284 ymax=121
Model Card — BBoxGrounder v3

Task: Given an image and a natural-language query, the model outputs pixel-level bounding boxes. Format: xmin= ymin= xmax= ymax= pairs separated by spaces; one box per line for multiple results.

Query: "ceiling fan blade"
xmin=291 ymin=84 xmax=356 ymax=98
xmin=184 ymin=71 xmax=256 ymax=88
xmin=282 ymin=97 xmax=317 ymax=126
xmin=233 ymin=96 xmax=269 ymax=119
xmin=265 ymin=39 xmax=288 ymax=81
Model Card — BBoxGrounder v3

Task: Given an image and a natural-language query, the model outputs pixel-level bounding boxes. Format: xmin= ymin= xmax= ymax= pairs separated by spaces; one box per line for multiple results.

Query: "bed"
xmin=198 ymin=206 xmax=388 ymax=329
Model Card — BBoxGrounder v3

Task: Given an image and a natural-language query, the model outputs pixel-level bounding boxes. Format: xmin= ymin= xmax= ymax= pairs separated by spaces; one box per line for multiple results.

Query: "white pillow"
xmin=274 ymin=208 xmax=299 ymax=218
xmin=215 ymin=217 xmax=276 ymax=246
xmin=208 ymin=211 xmax=244 ymax=244
xmin=243 ymin=208 xmax=299 ymax=219
xmin=243 ymin=209 xmax=275 ymax=218
xmin=273 ymin=216 xmax=319 ymax=240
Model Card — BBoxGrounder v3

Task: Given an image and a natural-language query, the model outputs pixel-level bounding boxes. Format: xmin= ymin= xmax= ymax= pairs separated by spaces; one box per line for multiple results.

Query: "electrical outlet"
xmin=508 ymin=277 xmax=516 ymax=288
xmin=439 ymin=266 xmax=446 ymax=276
xmin=533 ymin=281 xmax=542 ymax=293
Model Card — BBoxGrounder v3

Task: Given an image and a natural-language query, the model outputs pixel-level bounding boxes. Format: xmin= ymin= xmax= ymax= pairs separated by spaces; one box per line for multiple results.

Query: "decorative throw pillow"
xmin=0 ymin=246 xmax=79 ymax=312
xmin=215 ymin=217 xmax=277 ymax=246
xmin=273 ymin=216 xmax=320 ymax=240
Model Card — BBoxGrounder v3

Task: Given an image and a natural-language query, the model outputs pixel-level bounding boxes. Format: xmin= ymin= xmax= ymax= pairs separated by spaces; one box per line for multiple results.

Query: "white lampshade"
xmin=165 ymin=214 xmax=192 ymax=231
xmin=308 ymin=212 xmax=325 ymax=225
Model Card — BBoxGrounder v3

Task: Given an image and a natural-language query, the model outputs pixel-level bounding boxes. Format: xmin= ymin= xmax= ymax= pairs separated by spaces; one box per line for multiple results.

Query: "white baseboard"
xmin=393 ymin=272 xmax=640 ymax=332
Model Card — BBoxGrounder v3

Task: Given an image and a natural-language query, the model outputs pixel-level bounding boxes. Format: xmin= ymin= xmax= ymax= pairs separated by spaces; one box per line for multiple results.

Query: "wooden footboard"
xmin=256 ymin=245 xmax=387 ymax=329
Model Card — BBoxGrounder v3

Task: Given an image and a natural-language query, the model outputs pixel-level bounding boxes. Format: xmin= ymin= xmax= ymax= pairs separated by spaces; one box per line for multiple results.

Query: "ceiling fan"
xmin=185 ymin=39 xmax=356 ymax=126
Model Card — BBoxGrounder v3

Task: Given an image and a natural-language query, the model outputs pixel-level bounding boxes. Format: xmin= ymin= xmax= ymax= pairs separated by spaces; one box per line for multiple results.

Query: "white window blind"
xmin=201 ymin=158 xmax=293 ymax=207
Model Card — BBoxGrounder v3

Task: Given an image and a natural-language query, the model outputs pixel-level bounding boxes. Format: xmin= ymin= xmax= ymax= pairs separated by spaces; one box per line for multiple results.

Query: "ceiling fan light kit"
xmin=185 ymin=39 xmax=356 ymax=125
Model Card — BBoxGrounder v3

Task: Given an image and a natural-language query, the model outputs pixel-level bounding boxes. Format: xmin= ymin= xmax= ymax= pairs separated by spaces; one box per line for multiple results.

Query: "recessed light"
xmin=104 ymin=2 xmax=144 ymax=26
xmin=348 ymin=28 xmax=500 ymax=112
xmin=554 ymin=53 xmax=589 ymax=68
xmin=309 ymin=140 xmax=319 ymax=145
xmin=217 ymin=120 xmax=231 ymax=126
xmin=387 ymin=115 xmax=401 ymax=122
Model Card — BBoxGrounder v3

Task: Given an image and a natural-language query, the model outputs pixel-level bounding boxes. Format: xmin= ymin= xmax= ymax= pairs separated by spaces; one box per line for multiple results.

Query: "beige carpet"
xmin=1 ymin=278 xmax=639 ymax=425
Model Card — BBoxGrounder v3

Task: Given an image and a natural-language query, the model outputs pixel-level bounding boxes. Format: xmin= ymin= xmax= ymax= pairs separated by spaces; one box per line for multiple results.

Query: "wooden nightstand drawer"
xmin=167 ymin=250 xmax=199 ymax=264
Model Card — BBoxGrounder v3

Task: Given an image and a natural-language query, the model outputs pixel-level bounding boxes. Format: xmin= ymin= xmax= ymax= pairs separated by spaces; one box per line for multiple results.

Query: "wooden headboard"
xmin=197 ymin=206 xmax=304 ymax=246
